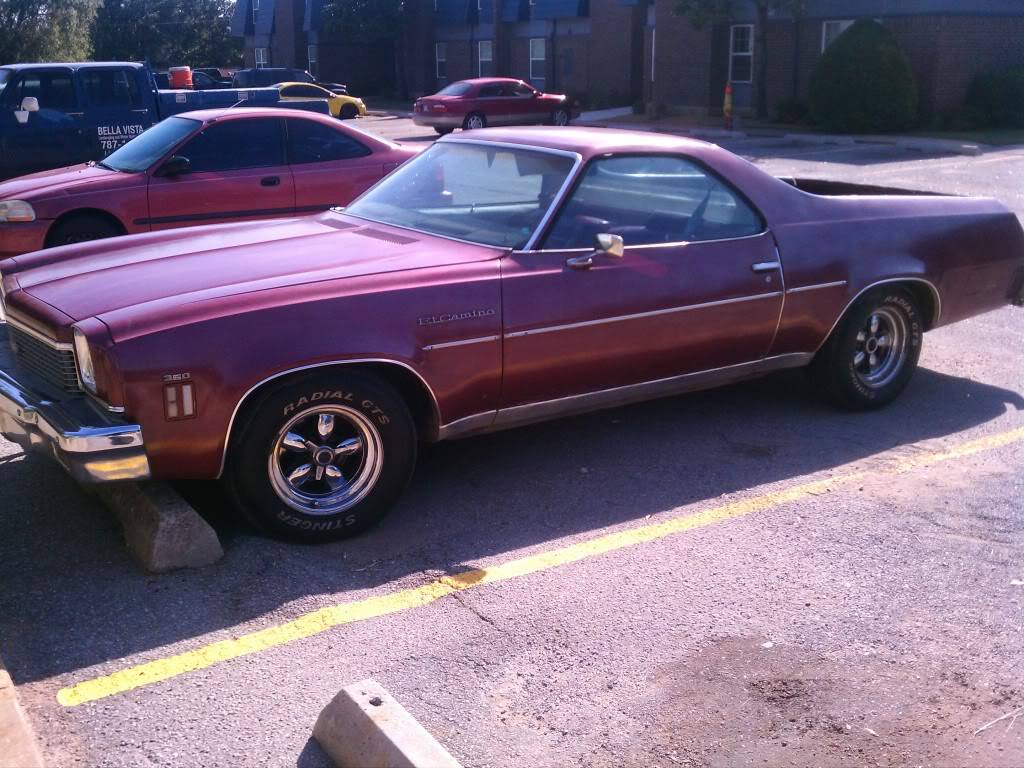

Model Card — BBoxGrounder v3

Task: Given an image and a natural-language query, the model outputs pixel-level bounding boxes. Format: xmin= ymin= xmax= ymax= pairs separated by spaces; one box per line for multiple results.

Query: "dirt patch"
xmin=600 ymin=637 xmax=1023 ymax=768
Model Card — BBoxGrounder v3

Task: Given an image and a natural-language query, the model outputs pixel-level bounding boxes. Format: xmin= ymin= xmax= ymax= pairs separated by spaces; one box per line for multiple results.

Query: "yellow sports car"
xmin=275 ymin=82 xmax=367 ymax=119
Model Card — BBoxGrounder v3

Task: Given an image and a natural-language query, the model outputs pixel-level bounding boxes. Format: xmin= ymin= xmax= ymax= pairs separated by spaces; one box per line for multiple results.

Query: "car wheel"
xmin=47 ymin=215 xmax=122 ymax=248
xmin=552 ymin=108 xmax=570 ymax=126
xmin=463 ymin=112 xmax=487 ymax=130
xmin=225 ymin=371 xmax=417 ymax=542
xmin=810 ymin=287 xmax=923 ymax=410
xmin=434 ymin=126 xmax=454 ymax=135
xmin=339 ymin=103 xmax=359 ymax=119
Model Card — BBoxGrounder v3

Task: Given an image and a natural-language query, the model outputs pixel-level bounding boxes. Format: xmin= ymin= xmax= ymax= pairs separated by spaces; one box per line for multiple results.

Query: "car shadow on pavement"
xmin=0 ymin=366 xmax=1022 ymax=686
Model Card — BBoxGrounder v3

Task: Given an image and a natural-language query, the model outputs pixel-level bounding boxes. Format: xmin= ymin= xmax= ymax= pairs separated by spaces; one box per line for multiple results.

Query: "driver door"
xmin=500 ymin=154 xmax=783 ymax=407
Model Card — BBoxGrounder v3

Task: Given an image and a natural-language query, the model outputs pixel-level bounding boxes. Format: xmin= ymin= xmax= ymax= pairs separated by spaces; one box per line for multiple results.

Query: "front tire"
xmin=552 ymin=108 xmax=570 ymax=126
xmin=339 ymin=103 xmax=359 ymax=120
xmin=47 ymin=215 xmax=121 ymax=248
xmin=225 ymin=372 xmax=417 ymax=542
xmin=810 ymin=287 xmax=923 ymax=410
xmin=463 ymin=112 xmax=487 ymax=130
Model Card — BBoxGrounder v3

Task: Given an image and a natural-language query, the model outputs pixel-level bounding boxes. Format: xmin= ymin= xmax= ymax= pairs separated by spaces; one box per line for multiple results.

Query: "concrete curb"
xmin=0 ymin=653 xmax=43 ymax=768
xmin=314 ymin=679 xmax=461 ymax=768
xmin=93 ymin=482 xmax=223 ymax=573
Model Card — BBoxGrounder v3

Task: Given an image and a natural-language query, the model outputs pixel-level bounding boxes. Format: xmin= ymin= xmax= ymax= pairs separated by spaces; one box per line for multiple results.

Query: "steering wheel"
xmin=681 ymin=188 xmax=712 ymax=241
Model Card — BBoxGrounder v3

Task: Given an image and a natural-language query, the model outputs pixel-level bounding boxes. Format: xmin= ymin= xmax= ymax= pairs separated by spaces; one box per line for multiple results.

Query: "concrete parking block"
xmin=93 ymin=482 xmax=222 ymax=573
xmin=314 ymin=679 xmax=461 ymax=768
xmin=0 ymin=653 xmax=43 ymax=768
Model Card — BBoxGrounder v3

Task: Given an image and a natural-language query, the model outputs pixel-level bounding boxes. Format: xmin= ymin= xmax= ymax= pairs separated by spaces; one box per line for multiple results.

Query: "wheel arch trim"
xmin=814 ymin=277 xmax=941 ymax=356
xmin=216 ymin=358 xmax=441 ymax=478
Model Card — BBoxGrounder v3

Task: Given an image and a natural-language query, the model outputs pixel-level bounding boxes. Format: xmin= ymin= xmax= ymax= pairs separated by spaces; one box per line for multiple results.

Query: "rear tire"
xmin=434 ymin=126 xmax=455 ymax=135
xmin=463 ymin=112 xmax=487 ymax=130
xmin=339 ymin=103 xmax=359 ymax=119
xmin=47 ymin=215 xmax=122 ymax=248
xmin=810 ymin=287 xmax=923 ymax=410
xmin=225 ymin=371 xmax=417 ymax=543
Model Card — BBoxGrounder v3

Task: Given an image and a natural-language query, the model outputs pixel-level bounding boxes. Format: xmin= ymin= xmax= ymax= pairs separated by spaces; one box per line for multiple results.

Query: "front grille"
xmin=8 ymin=324 xmax=81 ymax=393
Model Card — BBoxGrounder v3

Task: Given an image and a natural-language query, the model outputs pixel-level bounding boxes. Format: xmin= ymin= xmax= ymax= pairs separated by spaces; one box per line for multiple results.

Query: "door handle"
xmin=751 ymin=261 xmax=781 ymax=273
xmin=565 ymin=253 xmax=594 ymax=270
xmin=260 ymin=176 xmax=281 ymax=187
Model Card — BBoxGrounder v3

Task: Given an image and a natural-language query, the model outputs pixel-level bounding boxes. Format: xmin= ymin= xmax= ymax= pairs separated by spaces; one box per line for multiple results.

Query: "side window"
xmin=543 ymin=155 xmax=763 ymax=249
xmin=80 ymin=69 xmax=143 ymax=109
xmin=3 ymin=70 xmax=78 ymax=111
xmin=285 ymin=85 xmax=324 ymax=98
xmin=286 ymin=119 xmax=371 ymax=164
xmin=177 ymin=118 xmax=284 ymax=172
xmin=478 ymin=84 xmax=503 ymax=97
xmin=511 ymin=83 xmax=534 ymax=97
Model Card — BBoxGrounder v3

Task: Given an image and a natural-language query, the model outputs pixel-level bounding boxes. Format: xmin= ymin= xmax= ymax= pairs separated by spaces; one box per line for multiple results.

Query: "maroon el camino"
xmin=1 ymin=127 xmax=1022 ymax=542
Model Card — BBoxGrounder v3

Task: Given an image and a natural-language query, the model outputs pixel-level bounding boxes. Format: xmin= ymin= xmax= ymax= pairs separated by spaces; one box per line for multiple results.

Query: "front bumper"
xmin=0 ymin=220 xmax=50 ymax=259
xmin=0 ymin=324 xmax=149 ymax=482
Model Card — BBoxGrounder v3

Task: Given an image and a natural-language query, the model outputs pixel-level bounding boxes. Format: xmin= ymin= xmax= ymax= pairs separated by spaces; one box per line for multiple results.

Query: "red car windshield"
xmin=102 ymin=117 xmax=200 ymax=173
xmin=435 ymin=82 xmax=473 ymax=97
xmin=346 ymin=141 xmax=576 ymax=249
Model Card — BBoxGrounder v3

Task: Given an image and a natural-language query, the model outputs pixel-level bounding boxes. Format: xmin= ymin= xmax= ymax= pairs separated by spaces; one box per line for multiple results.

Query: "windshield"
xmin=102 ymin=116 xmax=200 ymax=173
xmin=436 ymin=82 xmax=472 ymax=97
xmin=346 ymin=142 xmax=576 ymax=249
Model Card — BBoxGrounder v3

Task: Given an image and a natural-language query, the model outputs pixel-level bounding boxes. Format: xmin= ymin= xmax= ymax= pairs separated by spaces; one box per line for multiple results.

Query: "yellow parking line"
xmin=56 ymin=425 xmax=1024 ymax=707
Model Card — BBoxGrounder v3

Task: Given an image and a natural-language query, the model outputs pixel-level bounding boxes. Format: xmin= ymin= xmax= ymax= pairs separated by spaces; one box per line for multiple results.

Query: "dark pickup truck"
xmin=0 ymin=61 xmax=330 ymax=180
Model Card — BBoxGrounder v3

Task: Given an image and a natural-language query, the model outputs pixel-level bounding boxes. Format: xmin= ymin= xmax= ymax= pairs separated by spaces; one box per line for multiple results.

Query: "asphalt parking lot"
xmin=1 ymin=125 xmax=1023 ymax=767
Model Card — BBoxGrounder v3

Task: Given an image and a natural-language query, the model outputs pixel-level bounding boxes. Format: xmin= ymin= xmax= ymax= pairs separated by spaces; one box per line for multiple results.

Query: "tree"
xmin=320 ymin=0 xmax=407 ymax=97
xmin=0 ymin=0 xmax=99 ymax=64
xmin=91 ymin=0 xmax=241 ymax=67
xmin=673 ymin=0 xmax=806 ymax=119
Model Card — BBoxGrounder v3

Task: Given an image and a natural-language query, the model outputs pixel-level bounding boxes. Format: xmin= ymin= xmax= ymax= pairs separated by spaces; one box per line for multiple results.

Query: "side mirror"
xmin=14 ymin=97 xmax=38 ymax=125
xmin=566 ymin=233 xmax=625 ymax=270
xmin=156 ymin=155 xmax=192 ymax=177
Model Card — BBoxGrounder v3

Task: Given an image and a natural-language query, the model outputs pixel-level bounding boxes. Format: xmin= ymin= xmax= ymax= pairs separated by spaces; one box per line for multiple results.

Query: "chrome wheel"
xmin=268 ymin=405 xmax=383 ymax=515
xmin=553 ymin=109 xmax=569 ymax=126
xmin=465 ymin=114 xmax=485 ymax=130
xmin=852 ymin=306 xmax=908 ymax=389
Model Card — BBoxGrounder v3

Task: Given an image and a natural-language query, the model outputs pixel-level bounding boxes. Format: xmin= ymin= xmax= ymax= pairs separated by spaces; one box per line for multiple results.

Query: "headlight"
xmin=0 ymin=200 xmax=36 ymax=223
xmin=73 ymin=327 xmax=98 ymax=394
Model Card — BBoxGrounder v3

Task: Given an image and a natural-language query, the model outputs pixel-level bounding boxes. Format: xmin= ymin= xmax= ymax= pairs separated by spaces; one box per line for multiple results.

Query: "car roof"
xmin=1 ymin=61 xmax=143 ymax=71
xmin=441 ymin=126 xmax=716 ymax=160
xmin=274 ymin=81 xmax=326 ymax=89
xmin=171 ymin=107 xmax=398 ymax=147
xmin=456 ymin=77 xmax=527 ymax=86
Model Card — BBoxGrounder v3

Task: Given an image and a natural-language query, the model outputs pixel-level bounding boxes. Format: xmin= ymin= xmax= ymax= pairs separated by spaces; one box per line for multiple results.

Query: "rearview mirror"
xmin=156 ymin=155 xmax=192 ymax=177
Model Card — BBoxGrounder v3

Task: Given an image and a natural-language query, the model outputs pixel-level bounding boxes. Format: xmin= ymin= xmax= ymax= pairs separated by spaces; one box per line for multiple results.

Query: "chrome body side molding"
xmin=786 ymin=280 xmax=848 ymax=294
xmin=437 ymin=352 xmax=813 ymax=440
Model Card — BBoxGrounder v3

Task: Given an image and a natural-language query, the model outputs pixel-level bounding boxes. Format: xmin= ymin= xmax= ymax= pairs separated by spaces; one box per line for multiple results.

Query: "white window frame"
xmin=821 ymin=19 xmax=854 ymax=52
xmin=529 ymin=37 xmax=546 ymax=84
xmin=307 ymin=44 xmax=318 ymax=75
xmin=650 ymin=26 xmax=656 ymax=82
xmin=728 ymin=24 xmax=753 ymax=84
xmin=254 ymin=47 xmax=269 ymax=68
xmin=478 ymin=40 xmax=493 ymax=78
xmin=252 ymin=0 xmax=259 ymax=26
xmin=477 ymin=0 xmax=483 ymax=10
xmin=435 ymin=42 xmax=447 ymax=80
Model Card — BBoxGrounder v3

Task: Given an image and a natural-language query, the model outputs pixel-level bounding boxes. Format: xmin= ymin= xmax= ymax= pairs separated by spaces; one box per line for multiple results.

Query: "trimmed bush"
xmin=809 ymin=20 xmax=918 ymax=133
xmin=962 ymin=69 xmax=1024 ymax=129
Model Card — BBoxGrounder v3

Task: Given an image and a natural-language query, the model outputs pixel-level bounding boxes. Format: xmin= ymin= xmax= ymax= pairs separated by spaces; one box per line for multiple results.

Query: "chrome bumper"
xmin=0 ymin=328 xmax=149 ymax=483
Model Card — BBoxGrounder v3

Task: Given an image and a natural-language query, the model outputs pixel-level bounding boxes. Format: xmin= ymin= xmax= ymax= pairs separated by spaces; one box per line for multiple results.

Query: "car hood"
xmin=2 ymin=213 xmax=501 ymax=334
xmin=0 ymin=163 xmax=130 ymax=201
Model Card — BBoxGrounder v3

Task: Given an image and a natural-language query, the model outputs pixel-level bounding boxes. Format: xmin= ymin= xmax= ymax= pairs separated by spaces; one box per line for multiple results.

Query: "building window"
xmin=478 ymin=40 xmax=494 ymax=77
xmin=435 ymin=42 xmax=447 ymax=80
xmin=254 ymin=47 xmax=269 ymax=68
xmin=728 ymin=24 xmax=753 ymax=83
xmin=307 ymin=45 xmax=318 ymax=76
xmin=821 ymin=19 xmax=854 ymax=51
xmin=529 ymin=38 xmax=546 ymax=87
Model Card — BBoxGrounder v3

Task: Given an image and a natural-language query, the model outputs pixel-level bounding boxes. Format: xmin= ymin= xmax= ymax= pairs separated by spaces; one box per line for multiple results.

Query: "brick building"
xmin=231 ymin=0 xmax=1024 ymax=117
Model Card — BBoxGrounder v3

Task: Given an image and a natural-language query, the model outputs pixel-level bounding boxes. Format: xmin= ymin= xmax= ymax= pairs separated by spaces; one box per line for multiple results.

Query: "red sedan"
xmin=412 ymin=77 xmax=574 ymax=134
xmin=0 ymin=108 xmax=417 ymax=258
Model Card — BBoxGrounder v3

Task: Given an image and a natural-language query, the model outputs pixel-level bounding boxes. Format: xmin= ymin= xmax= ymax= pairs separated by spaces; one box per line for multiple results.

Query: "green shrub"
xmin=775 ymin=98 xmax=809 ymax=125
xmin=808 ymin=20 xmax=918 ymax=133
xmin=962 ymin=69 xmax=1024 ymax=129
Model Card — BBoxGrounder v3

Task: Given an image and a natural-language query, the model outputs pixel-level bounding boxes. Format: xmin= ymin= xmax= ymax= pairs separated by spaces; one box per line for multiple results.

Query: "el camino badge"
xmin=418 ymin=309 xmax=496 ymax=326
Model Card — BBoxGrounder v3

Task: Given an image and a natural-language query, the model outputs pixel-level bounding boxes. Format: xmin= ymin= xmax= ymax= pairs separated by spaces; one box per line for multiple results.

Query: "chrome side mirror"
xmin=14 ymin=97 xmax=38 ymax=125
xmin=566 ymin=233 xmax=625 ymax=270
